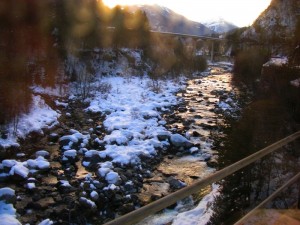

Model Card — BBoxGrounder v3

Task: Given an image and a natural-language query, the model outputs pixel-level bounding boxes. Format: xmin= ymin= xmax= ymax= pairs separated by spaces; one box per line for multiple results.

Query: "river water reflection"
xmin=139 ymin=63 xmax=242 ymax=224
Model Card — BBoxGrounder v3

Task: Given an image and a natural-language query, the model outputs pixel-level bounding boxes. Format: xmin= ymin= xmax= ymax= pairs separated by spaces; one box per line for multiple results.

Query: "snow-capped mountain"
xmin=242 ymin=0 xmax=300 ymax=42
xmin=130 ymin=5 xmax=213 ymax=36
xmin=203 ymin=19 xmax=238 ymax=34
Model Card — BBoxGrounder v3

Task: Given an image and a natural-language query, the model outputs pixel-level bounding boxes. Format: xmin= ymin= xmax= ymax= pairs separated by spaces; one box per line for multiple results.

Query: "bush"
xmin=233 ymin=48 xmax=270 ymax=84
xmin=193 ymin=55 xmax=207 ymax=72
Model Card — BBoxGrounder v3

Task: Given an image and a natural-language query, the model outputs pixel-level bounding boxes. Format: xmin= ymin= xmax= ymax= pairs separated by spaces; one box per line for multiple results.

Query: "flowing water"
xmin=138 ymin=63 xmax=241 ymax=224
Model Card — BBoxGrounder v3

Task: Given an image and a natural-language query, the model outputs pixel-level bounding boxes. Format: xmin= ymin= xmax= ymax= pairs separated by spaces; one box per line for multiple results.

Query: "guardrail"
xmin=234 ymin=171 xmax=300 ymax=225
xmin=104 ymin=131 xmax=300 ymax=225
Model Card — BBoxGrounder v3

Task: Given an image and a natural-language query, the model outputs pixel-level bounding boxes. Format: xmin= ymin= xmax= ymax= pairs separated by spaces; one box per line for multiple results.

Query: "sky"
xmin=102 ymin=0 xmax=272 ymax=27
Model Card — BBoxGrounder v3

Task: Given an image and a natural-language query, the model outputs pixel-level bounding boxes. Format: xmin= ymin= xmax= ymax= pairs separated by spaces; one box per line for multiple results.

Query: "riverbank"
xmin=0 ymin=48 xmax=239 ymax=224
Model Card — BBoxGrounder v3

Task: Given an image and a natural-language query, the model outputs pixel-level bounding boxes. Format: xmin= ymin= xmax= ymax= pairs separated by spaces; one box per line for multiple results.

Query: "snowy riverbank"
xmin=0 ymin=48 xmax=234 ymax=224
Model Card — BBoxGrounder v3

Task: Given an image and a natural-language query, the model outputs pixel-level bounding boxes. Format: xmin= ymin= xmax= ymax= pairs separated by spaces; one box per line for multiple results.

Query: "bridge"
xmin=105 ymin=131 xmax=300 ymax=225
xmin=150 ymin=30 xmax=224 ymax=41
xmin=150 ymin=30 xmax=225 ymax=62
xmin=106 ymin=27 xmax=227 ymax=61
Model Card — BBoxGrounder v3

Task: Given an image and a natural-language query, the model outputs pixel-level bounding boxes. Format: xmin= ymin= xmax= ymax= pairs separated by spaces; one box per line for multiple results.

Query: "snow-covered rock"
xmin=0 ymin=188 xmax=15 ymax=204
xmin=38 ymin=219 xmax=54 ymax=225
xmin=0 ymin=214 xmax=21 ymax=225
xmin=170 ymin=134 xmax=193 ymax=148
xmin=105 ymin=171 xmax=120 ymax=184
xmin=79 ymin=197 xmax=97 ymax=211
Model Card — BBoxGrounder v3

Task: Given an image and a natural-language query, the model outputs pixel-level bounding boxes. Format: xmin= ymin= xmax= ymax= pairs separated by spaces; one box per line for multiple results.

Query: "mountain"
xmin=203 ymin=19 xmax=238 ymax=34
xmin=129 ymin=5 xmax=213 ymax=36
xmin=242 ymin=0 xmax=300 ymax=43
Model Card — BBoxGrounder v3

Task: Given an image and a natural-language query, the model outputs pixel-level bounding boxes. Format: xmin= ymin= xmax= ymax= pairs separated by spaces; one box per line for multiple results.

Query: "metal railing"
xmin=104 ymin=131 xmax=300 ymax=225
xmin=234 ymin=171 xmax=300 ymax=225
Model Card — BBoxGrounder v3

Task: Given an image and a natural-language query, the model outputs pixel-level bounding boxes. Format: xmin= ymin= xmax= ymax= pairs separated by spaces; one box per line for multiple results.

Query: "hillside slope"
xmin=242 ymin=0 xmax=300 ymax=44
xmin=130 ymin=5 xmax=213 ymax=36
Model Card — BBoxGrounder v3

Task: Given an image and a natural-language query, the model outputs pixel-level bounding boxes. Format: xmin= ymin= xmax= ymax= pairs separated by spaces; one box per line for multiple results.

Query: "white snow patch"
xmin=291 ymin=78 xmax=300 ymax=88
xmin=172 ymin=184 xmax=220 ymax=225
xmin=0 ymin=95 xmax=60 ymax=148
xmin=263 ymin=57 xmax=288 ymax=67
xmin=105 ymin=171 xmax=120 ymax=184
xmin=85 ymin=75 xmax=183 ymax=165
xmin=0 ymin=214 xmax=21 ymax=225
xmin=38 ymin=219 xmax=54 ymax=225
xmin=0 ymin=198 xmax=21 ymax=225
xmin=63 ymin=150 xmax=77 ymax=158
xmin=0 ymin=188 xmax=15 ymax=198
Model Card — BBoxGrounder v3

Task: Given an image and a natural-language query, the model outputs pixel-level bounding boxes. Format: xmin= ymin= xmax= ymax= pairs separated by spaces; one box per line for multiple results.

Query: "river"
xmin=137 ymin=62 xmax=243 ymax=225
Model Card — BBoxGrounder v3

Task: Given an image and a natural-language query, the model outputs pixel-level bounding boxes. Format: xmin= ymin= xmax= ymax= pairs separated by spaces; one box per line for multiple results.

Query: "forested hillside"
xmin=0 ymin=0 xmax=211 ymax=135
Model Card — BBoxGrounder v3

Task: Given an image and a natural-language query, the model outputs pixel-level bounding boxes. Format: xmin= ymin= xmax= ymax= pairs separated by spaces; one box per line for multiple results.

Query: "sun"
xmin=102 ymin=0 xmax=157 ymax=8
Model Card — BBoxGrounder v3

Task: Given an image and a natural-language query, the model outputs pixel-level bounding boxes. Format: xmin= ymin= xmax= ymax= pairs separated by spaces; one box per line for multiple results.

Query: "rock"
xmin=0 ymin=187 xmax=16 ymax=204
xmin=10 ymin=164 xmax=29 ymax=180
xmin=35 ymin=197 xmax=55 ymax=209
xmin=119 ymin=203 xmax=135 ymax=214
xmin=167 ymin=178 xmax=186 ymax=190
xmin=202 ymin=153 xmax=212 ymax=161
xmin=79 ymin=197 xmax=97 ymax=212
xmin=124 ymin=181 xmax=136 ymax=193
xmin=35 ymin=150 xmax=50 ymax=159
xmin=38 ymin=219 xmax=54 ymax=225
xmin=200 ymin=123 xmax=216 ymax=130
xmin=157 ymin=131 xmax=170 ymax=141
xmin=192 ymin=131 xmax=201 ymax=137
xmin=178 ymin=107 xmax=187 ymax=112
xmin=63 ymin=150 xmax=77 ymax=161
xmin=189 ymin=108 xmax=196 ymax=112
xmin=59 ymin=135 xmax=79 ymax=147
xmin=27 ymin=157 xmax=50 ymax=170
xmin=207 ymin=158 xmax=218 ymax=167
xmin=90 ymin=191 xmax=99 ymax=201
xmin=189 ymin=147 xmax=199 ymax=154
xmin=48 ymin=133 xmax=59 ymax=143
xmin=105 ymin=172 xmax=120 ymax=184
xmin=170 ymin=134 xmax=193 ymax=148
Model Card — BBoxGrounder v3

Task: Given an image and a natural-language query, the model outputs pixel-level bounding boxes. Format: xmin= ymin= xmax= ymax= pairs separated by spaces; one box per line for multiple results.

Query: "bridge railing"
xmin=234 ymin=171 xmax=300 ymax=224
xmin=104 ymin=131 xmax=300 ymax=225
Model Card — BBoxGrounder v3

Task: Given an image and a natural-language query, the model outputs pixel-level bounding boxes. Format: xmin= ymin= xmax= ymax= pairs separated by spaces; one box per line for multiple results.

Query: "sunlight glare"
xmin=102 ymin=0 xmax=272 ymax=27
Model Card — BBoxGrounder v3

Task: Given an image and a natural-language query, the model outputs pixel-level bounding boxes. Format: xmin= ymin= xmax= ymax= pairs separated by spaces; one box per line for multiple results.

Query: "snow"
xmin=0 ymin=188 xmax=15 ymax=198
xmin=35 ymin=150 xmax=50 ymax=158
xmin=26 ymin=183 xmax=36 ymax=189
xmin=38 ymin=219 xmax=54 ymax=225
xmin=86 ymin=75 xmax=183 ymax=165
xmin=105 ymin=171 xmax=120 ymax=184
xmin=0 ymin=188 xmax=21 ymax=225
xmin=32 ymin=85 xmax=67 ymax=97
xmin=9 ymin=163 xmax=29 ymax=178
xmin=138 ymin=184 xmax=219 ymax=225
xmin=1 ymin=157 xmax=51 ymax=180
xmin=90 ymin=191 xmax=99 ymax=199
xmin=59 ymin=180 xmax=72 ymax=187
xmin=172 ymin=184 xmax=220 ymax=225
xmin=0 ymin=213 xmax=21 ymax=225
xmin=291 ymin=78 xmax=300 ymax=88
xmin=79 ymin=197 xmax=97 ymax=209
xmin=0 ymin=95 xmax=60 ymax=148
xmin=263 ymin=57 xmax=288 ymax=67
xmin=170 ymin=134 xmax=192 ymax=147
xmin=63 ymin=150 xmax=77 ymax=158
xmin=27 ymin=156 xmax=50 ymax=170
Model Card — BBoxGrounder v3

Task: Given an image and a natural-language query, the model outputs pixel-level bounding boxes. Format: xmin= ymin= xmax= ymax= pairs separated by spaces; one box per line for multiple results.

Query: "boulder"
xmin=157 ymin=131 xmax=170 ymax=141
xmin=79 ymin=197 xmax=97 ymax=212
xmin=0 ymin=187 xmax=16 ymax=204
xmin=170 ymin=134 xmax=193 ymax=148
